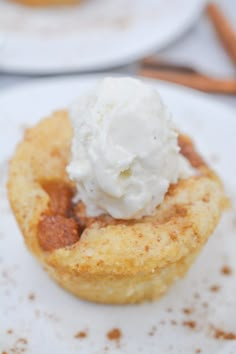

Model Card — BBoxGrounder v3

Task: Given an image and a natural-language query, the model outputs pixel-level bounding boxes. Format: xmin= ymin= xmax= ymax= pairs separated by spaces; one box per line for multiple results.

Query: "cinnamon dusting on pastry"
xmin=37 ymin=134 xmax=213 ymax=252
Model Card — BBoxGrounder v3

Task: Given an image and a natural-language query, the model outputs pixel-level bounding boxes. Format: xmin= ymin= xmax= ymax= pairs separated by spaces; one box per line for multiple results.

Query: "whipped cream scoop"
xmin=67 ymin=77 xmax=191 ymax=219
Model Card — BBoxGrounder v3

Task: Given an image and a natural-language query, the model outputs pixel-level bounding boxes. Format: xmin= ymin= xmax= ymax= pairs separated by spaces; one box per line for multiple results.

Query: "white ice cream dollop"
xmin=66 ymin=77 xmax=191 ymax=219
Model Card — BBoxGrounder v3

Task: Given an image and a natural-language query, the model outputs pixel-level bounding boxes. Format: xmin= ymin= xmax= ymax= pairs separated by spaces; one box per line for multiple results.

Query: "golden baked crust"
xmin=11 ymin=0 xmax=82 ymax=7
xmin=8 ymin=111 xmax=228 ymax=304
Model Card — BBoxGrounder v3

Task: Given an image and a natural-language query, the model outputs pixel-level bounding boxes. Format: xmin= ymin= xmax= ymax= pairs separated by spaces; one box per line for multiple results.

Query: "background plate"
xmin=0 ymin=0 xmax=205 ymax=73
xmin=0 ymin=76 xmax=236 ymax=354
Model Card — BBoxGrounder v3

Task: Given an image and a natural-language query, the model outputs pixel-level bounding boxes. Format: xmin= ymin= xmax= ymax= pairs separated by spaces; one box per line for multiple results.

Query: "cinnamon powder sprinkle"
xmin=16 ymin=338 xmax=28 ymax=345
xmin=195 ymin=349 xmax=202 ymax=354
xmin=28 ymin=293 xmax=35 ymax=301
xmin=221 ymin=265 xmax=232 ymax=276
xmin=74 ymin=331 xmax=87 ymax=339
xmin=212 ymin=327 xmax=236 ymax=340
xmin=107 ymin=328 xmax=122 ymax=341
xmin=5 ymin=337 xmax=28 ymax=354
xmin=210 ymin=285 xmax=221 ymax=292
xmin=182 ymin=308 xmax=194 ymax=315
xmin=148 ymin=325 xmax=157 ymax=336
xmin=7 ymin=329 xmax=13 ymax=334
xmin=170 ymin=320 xmax=177 ymax=326
xmin=182 ymin=320 xmax=196 ymax=329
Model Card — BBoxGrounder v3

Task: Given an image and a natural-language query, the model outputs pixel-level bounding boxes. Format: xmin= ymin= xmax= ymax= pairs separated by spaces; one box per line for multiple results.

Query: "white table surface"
xmin=0 ymin=0 xmax=235 ymax=108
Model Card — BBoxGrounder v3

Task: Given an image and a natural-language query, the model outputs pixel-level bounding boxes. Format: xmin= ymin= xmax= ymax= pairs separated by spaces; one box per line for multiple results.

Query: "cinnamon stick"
xmin=139 ymin=68 xmax=236 ymax=94
xmin=140 ymin=57 xmax=197 ymax=74
xmin=207 ymin=3 xmax=236 ymax=65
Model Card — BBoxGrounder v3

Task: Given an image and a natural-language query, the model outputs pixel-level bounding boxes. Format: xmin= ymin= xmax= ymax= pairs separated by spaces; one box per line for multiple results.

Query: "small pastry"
xmin=12 ymin=0 xmax=82 ymax=7
xmin=8 ymin=78 xmax=228 ymax=304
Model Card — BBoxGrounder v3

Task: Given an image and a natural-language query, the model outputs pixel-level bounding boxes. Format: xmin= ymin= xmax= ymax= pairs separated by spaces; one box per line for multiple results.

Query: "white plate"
xmin=1 ymin=76 xmax=236 ymax=354
xmin=0 ymin=0 xmax=206 ymax=74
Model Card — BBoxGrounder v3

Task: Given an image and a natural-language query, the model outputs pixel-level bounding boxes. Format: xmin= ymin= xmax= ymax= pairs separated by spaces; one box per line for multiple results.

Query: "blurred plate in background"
xmin=0 ymin=0 xmax=206 ymax=74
